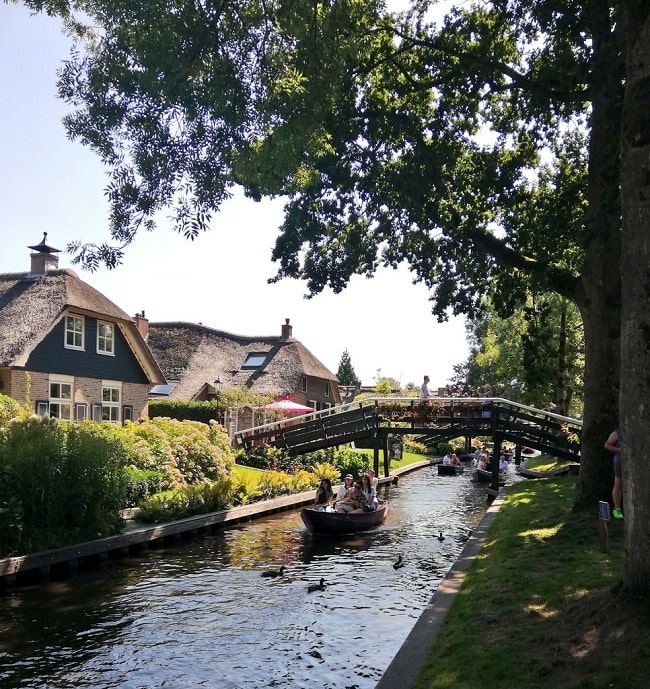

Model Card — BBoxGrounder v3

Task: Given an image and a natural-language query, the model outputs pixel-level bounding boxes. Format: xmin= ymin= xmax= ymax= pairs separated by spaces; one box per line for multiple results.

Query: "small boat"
xmin=437 ymin=464 xmax=464 ymax=476
xmin=471 ymin=468 xmax=506 ymax=486
xmin=301 ymin=501 xmax=389 ymax=535
xmin=517 ymin=464 xmax=577 ymax=479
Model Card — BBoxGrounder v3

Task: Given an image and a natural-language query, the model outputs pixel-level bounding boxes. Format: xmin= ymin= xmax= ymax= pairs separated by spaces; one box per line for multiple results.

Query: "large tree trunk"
xmin=619 ymin=1 xmax=650 ymax=594
xmin=573 ymin=2 xmax=623 ymax=511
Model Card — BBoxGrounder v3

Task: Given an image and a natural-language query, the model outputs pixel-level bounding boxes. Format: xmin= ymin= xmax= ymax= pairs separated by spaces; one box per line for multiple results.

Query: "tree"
xmin=464 ymin=296 xmax=584 ymax=416
xmin=336 ymin=349 xmax=358 ymax=386
xmin=21 ymin=1 xmax=622 ymax=513
xmin=619 ymin=0 xmax=650 ymax=594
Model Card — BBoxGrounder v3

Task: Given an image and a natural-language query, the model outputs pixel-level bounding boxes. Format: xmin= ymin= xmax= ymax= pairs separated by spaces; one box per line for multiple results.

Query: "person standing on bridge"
xmin=604 ymin=428 xmax=624 ymax=519
xmin=420 ymin=375 xmax=433 ymax=399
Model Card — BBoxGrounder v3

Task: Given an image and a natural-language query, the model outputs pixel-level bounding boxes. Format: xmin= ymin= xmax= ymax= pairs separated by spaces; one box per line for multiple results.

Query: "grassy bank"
xmin=413 ymin=476 xmax=650 ymax=689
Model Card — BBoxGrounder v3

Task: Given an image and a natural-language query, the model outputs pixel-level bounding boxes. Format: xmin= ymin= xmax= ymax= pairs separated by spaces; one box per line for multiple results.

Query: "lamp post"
xmin=213 ymin=378 xmax=223 ymax=424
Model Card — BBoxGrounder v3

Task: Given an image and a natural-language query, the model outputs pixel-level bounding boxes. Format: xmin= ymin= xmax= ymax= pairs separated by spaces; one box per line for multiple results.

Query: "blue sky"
xmin=0 ymin=2 xmax=469 ymax=388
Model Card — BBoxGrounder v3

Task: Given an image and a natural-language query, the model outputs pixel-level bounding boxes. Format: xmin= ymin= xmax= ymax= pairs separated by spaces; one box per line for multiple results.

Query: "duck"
xmin=437 ymin=532 xmax=446 ymax=542
xmin=261 ymin=565 xmax=286 ymax=578
xmin=393 ymin=555 xmax=405 ymax=569
xmin=307 ymin=577 xmax=327 ymax=593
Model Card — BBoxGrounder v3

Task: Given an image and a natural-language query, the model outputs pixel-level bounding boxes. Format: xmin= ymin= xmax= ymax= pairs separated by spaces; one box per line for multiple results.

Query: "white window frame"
xmin=75 ymin=403 xmax=88 ymax=421
xmin=65 ymin=314 xmax=85 ymax=350
xmin=97 ymin=321 xmax=115 ymax=355
xmin=101 ymin=381 xmax=122 ymax=423
xmin=49 ymin=375 xmax=74 ymax=420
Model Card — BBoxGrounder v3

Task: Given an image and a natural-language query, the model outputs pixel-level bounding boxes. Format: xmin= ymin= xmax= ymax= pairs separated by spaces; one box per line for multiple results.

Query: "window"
xmin=122 ymin=405 xmax=133 ymax=423
xmin=242 ymin=353 xmax=268 ymax=368
xmin=324 ymin=382 xmax=330 ymax=397
xmin=307 ymin=400 xmax=317 ymax=414
xmin=49 ymin=378 xmax=73 ymax=420
xmin=101 ymin=382 xmax=122 ymax=423
xmin=75 ymin=403 xmax=87 ymax=421
xmin=301 ymin=377 xmax=307 ymax=393
xmin=65 ymin=314 xmax=84 ymax=349
xmin=36 ymin=401 xmax=49 ymax=416
xmin=92 ymin=403 xmax=102 ymax=422
xmin=97 ymin=321 xmax=115 ymax=355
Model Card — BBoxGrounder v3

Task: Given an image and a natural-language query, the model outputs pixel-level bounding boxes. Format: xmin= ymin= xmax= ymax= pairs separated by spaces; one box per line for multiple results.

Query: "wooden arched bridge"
xmin=234 ymin=397 xmax=582 ymax=474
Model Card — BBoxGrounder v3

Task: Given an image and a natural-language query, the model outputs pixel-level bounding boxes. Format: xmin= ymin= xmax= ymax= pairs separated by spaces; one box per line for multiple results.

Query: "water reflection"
xmin=0 ymin=466 xmax=488 ymax=689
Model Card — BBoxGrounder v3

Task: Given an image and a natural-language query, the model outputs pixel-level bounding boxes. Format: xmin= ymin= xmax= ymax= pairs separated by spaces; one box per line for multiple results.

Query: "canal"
xmin=0 ymin=465 xmax=490 ymax=689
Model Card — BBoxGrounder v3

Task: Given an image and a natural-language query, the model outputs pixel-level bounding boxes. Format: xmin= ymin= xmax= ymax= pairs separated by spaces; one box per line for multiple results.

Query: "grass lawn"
xmin=412 ymin=476 xmax=650 ymax=689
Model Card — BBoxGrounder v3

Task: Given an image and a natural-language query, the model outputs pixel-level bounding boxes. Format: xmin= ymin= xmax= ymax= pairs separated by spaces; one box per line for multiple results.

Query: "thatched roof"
xmin=147 ymin=321 xmax=338 ymax=400
xmin=0 ymin=269 xmax=164 ymax=383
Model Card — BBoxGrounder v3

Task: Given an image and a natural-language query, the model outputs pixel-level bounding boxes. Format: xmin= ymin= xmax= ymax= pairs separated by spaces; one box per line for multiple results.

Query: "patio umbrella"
xmin=262 ymin=400 xmax=315 ymax=413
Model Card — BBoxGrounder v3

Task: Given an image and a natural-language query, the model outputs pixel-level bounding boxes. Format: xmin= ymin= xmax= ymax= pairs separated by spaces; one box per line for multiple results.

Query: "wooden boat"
xmin=301 ymin=501 xmax=389 ymax=535
xmin=517 ymin=464 xmax=577 ymax=479
xmin=471 ymin=468 xmax=506 ymax=486
xmin=437 ymin=464 xmax=464 ymax=476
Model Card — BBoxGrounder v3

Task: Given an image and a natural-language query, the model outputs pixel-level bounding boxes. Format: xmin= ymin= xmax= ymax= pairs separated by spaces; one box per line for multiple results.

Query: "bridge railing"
xmin=233 ymin=397 xmax=582 ymax=457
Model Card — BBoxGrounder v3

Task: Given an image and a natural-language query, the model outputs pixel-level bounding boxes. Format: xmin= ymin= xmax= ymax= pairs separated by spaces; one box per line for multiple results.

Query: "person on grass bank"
xmin=604 ymin=428 xmax=624 ymax=519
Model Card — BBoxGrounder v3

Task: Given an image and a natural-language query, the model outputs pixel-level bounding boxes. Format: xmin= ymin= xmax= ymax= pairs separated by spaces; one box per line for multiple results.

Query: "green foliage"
xmin=117 ymin=417 xmax=234 ymax=487
xmin=337 ymin=348 xmax=358 ymax=386
xmin=464 ymin=295 xmax=584 ymax=416
xmin=0 ymin=416 xmax=128 ymax=556
xmin=149 ymin=399 xmax=218 ymax=424
xmin=334 ymin=449 xmax=370 ymax=480
xmin=124 ymin=467 xmax=163 ymax=508
xmin=403 ymin=436 xmax=428 ymax=455
xmin=0 ymin=394 xmax=21 ymax=429
xmin=436 ymin=442 xmax=453 ymax=456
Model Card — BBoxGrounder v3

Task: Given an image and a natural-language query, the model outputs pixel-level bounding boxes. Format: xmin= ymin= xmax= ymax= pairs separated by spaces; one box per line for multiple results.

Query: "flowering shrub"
xmin=117 ymin=417 xmax=234 ymax=487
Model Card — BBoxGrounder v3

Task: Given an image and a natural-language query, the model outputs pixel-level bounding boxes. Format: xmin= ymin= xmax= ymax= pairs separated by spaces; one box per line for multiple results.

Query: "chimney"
xmin=28 ymin=232 xmax=60 ymax=275
xmin=134 ymin=310 xmax=149 ymax=340
xmin=281 ymin=318 xmax=293 ymax=340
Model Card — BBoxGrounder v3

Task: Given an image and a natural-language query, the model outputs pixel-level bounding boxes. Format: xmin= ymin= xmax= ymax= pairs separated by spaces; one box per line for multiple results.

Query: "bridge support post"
xmin=491 ymin=435 xmax=503 ymax=492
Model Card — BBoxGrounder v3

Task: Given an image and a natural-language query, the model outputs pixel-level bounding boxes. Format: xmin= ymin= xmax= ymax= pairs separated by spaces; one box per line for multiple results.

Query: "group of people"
xmin=309 ymin=469 xmax=379 ymax=514
xmin=441 ymin=452 xmax=461 ymax=466
xmin=471 ymin=448 xmax=509 ymax=473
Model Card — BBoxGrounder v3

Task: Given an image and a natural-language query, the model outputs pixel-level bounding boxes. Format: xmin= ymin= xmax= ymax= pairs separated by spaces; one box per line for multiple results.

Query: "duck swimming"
xmin=437 ymin=532 xmax=446 ymax=542
xmin=261 ymin=565 xmax=286 ymax=578
xmin=393 ymin=555 xmax=405 ymax=569
xmin=307 ymin=577 xmax=326 ymax=593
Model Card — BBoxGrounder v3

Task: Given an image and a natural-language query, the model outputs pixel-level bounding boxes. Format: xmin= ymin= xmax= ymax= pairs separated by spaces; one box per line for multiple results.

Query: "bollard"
xmin=598 ymin=500 xmax=611 ymax=553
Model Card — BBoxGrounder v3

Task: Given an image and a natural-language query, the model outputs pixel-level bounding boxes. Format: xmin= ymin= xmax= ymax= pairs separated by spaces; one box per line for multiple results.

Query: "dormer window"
xmin=243 ymin=353 xmax=268 ymax=368
xmin=97 ymin=321 xmax=115 ymax=355
xmin=65 ymin=314 xmax=84 ymax=350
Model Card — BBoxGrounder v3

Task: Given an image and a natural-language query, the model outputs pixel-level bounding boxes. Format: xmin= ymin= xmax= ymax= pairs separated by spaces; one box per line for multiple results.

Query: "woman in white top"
xmin=336 ymin=474 xmax=354 ymax=500
xmin=360 ymin=474 xmax=378 ymax=512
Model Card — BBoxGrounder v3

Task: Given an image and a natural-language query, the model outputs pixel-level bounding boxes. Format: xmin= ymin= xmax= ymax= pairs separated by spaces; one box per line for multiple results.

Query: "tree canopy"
xmin=17 ymin=0 xmax=650 ymax=590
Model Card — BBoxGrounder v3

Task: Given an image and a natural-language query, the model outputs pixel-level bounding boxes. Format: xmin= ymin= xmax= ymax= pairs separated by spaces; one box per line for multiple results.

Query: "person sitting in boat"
xmin=367 ymin=468 xmax=379 ymax=489
xmin=311 ymin=478 xmax=334 ymax=511
xmin=450 ymin=453 xmax=461 ymax=467
xmin=442 ymin=453 xmax=452 ymax=466
xmin=485 ymin=454 xmax=493 ymax=472
xmin=336 ymin=474 xmax=354 ymax=501
xmin=476 ymin=453 xmax=487 ymax=471
xmin=360 ymin=474 xmax=378 ymax=512
xmin=335 ymin=484 xmax=363 ymax=513
xmin=498 ymin=454 xmax=509 ymax=473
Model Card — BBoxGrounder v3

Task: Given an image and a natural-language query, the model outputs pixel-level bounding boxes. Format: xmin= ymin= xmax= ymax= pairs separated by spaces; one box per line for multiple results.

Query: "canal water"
xmin=0 ymin=465 xmax=490 ymax=689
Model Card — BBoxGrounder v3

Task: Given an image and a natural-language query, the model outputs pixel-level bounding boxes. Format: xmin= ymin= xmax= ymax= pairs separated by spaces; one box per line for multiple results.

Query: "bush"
xmin=334 ymin=449 xmax=370 ymax=480
xmin=124 ymin=467 xmax=164 ymax=507
xmin=437 ymin=442 xmax=454 ymax=456
xmin=117 ymin=417 xmax=234 ymax=487
xmin=0 ymin=416 xmax=128 ymax=556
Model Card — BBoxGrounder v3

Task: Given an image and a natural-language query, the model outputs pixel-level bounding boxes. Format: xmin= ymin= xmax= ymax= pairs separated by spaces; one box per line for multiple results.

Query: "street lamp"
xmin=213 ymin=378 xmax=223 ymax=423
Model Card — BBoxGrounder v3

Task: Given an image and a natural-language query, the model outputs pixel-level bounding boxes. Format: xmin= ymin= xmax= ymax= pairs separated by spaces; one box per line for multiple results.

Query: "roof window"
xmin=243 ymin=353 xmax=268 ymax=368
